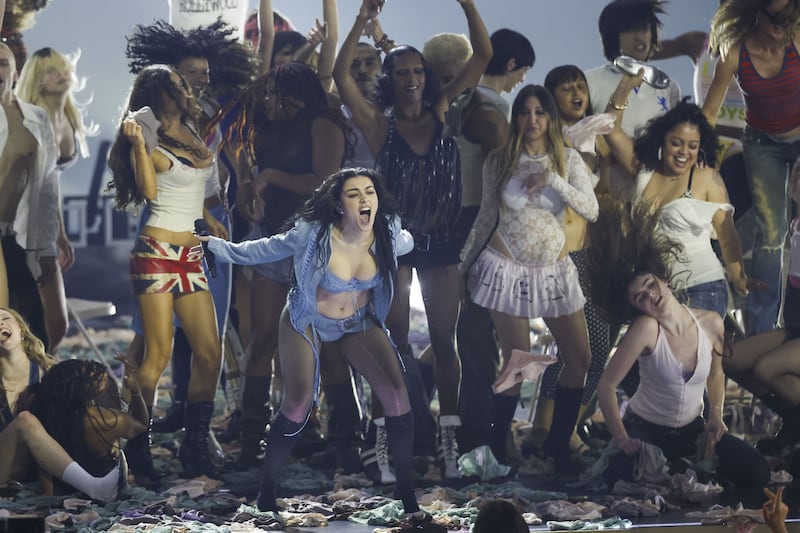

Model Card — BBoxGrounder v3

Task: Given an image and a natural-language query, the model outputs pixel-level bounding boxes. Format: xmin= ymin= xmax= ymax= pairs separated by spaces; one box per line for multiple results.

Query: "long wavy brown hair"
xmin=710 ymin=0 xmax=800 ymax=58
xmin=587 ymin=198 xmax=685 ymax=324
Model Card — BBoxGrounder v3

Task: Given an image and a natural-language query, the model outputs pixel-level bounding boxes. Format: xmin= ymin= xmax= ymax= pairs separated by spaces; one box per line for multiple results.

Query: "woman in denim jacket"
xmin=200 ymin=168 xmax=419 ymax=513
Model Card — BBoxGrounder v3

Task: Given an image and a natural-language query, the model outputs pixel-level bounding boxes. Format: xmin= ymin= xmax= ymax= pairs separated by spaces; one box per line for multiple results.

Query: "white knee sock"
xmin=61 ymin=461 xmax=119 ymax=503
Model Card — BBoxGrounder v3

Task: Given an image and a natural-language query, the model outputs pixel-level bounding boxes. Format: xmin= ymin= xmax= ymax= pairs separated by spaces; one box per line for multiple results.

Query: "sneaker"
xmin=438 ymin=415 xmax=461 ymax=480
xmin=613 ymin=55 xmax=670 ymax=89
xmin=360 ymin=418 xmax=396 ymax=484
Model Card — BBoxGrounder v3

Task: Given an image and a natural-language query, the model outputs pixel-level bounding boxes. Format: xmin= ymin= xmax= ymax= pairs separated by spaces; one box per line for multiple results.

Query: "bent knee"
xmin=752 ymin=357 xmax=779 ymax=383
xmin=15 ymin=411 xmax=45 ymax=437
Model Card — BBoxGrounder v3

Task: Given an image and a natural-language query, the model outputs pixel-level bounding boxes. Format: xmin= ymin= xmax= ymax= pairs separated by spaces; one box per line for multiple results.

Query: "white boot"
xmin=438 ymin=415 xmax=461 ymax=479
xmin=360 ymin=417 xmax=396 ymax=484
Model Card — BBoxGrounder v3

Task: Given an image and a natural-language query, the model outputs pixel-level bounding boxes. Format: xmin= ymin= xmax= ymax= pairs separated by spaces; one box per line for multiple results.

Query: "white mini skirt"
xmin=467 ymin=246 xmax=585 ymax=318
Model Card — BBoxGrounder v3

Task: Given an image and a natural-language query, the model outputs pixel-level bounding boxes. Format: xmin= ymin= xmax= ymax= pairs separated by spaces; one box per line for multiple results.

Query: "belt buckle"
xmin=340 ymin=317 xmax=356 ymax=330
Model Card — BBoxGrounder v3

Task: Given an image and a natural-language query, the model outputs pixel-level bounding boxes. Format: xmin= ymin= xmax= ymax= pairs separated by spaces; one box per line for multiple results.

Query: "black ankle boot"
xmin=385 ymin=411 xmax=420 ymax=514
xmin=489 ymin=393 xmax=519 ymax=464
xmin=179 ymin=401 xmax=218 ymax=477
xmin=543 ymin=386 xmax=584 ymax=476
xmin=124 ymin=406 xmax=162 ymax=487
xmin=151 ymin=400 xmax=185 ymax=433
xmin=237 ymin=376 xmax=272 ymax=470
xmin=257 ymin=412 xmax=303 ymax=512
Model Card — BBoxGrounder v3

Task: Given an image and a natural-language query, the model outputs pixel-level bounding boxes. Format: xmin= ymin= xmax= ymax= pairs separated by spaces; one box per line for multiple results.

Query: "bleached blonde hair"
xmin=16 ymin=47 xmax=98 ymax=158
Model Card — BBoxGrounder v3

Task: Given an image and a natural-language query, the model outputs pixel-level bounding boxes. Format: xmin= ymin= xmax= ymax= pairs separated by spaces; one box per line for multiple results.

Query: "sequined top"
xmin=375 ymin=110 xmax=461 ymax=244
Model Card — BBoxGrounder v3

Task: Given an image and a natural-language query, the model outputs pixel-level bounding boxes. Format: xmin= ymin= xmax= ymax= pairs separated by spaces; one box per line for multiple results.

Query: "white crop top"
xmin=145 ymin=146 xmax=214 ymax=233
xmin=628 ymin=308 xmax=712 ymax=428
xmin=633 ymin=170 xmax=733 ymax=290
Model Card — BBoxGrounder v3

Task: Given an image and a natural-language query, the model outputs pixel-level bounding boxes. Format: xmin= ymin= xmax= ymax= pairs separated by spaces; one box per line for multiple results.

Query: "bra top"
xmin=319 ymin=270 xmax=381 ymax=294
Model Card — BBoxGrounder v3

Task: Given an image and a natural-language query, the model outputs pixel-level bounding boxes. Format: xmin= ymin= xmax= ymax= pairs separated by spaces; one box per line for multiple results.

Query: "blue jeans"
xmin=686 ymin=279 xmax=729 ymax=319
xmin=741 ymin=127 xmax=800 ymax=333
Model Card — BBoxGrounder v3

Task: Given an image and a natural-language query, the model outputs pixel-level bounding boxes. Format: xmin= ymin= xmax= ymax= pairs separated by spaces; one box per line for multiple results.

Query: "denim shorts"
xmin=686 ymin=278 xmax=729 ymax=318
xmin=313 ymin=305 xmax=377 ymax=342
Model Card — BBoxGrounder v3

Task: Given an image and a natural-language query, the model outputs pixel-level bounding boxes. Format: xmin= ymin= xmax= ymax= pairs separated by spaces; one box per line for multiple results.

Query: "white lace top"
xmin=461 ymin=148 xmax=598 ymax=269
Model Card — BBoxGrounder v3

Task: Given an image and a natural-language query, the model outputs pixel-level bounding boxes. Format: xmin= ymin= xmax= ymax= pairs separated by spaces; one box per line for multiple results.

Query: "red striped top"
xmin=736 ymin=40 xmax=800 ymax=134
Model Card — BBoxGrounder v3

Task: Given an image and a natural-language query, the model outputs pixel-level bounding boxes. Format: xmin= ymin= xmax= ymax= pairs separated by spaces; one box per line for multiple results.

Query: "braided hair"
xmin=31 ymin=359 xmax=120 ymax=463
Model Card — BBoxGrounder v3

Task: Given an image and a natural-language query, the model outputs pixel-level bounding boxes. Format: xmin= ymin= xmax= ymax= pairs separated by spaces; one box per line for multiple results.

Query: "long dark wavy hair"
xmin=374 ymin=46 xmax=441 ymax=110
xmin=30 ymin=359 xmax=121 ymax=464
xmin=634 ymin=99 xmax=720 ymax=170
xmin=126 ymin=19 xmax=255 ymax=99
xmin=106 ymin=64 xmax=203 ymax=210
xmin=588 ymin=198 xmax=685 ymax=324
xmin=216 ymin=61 xmax=351 ymax=165
xmin=290 ymin=168 xmax=400 ymax=294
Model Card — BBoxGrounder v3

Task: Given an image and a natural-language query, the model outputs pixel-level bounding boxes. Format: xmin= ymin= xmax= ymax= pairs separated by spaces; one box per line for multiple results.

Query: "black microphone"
xmin=194 ymin=218 xmax=217 ymax=278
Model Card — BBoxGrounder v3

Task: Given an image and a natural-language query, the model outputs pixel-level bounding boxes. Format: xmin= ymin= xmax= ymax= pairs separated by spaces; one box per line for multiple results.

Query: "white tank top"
xmin=145 ymin=146 xmax=213 ymax=232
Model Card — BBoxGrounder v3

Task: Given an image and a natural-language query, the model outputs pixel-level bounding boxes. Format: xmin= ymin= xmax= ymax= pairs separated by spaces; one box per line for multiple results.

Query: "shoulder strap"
xmin=29 ymin=360 xmax=39 ymax=385
xmin=686 ymin=165 xmax=695 ymax=193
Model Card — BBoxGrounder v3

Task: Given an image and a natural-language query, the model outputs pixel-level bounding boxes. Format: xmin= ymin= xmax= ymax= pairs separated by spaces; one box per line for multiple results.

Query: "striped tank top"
xmin=736 ymin=40 xmax=800 ymax=134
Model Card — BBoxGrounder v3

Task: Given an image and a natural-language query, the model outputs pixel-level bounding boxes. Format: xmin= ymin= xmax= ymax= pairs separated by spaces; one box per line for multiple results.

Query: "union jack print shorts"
xmin=130 ymin=235 xmax=209 ymax=295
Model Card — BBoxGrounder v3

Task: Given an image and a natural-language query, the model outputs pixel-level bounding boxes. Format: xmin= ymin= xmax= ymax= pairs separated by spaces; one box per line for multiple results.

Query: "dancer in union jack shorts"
xmin=107 ymin=64 xmax=228 ymax=484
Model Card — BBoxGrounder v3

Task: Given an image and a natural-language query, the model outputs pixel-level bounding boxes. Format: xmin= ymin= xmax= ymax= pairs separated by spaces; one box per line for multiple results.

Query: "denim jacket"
xmin=207 ymin=215 xmax=413 ymax=334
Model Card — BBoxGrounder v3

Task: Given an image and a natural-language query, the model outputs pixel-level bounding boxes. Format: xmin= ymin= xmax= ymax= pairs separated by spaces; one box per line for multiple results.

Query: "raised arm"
xmin=652 ymin=31 xmax=708 ymax=64
xmin=603 ymin=72 xmax=644 ymax=178
xmin=123 ymin=119 xmax=157 ymax=201
xmin=596 ymin=316 xmax=657 ymax=456
xmin=436 ymin=0 xmax=492 ymax=113
xmin=317 ymin=0 xmax=339 ymax=91
xmin=332 ymin=0 xmax=385 ymax=147
xmin=258 ymin=0 xmax=275 ymax=76
xmin=701 ymin=46 xmax=739 ymax=127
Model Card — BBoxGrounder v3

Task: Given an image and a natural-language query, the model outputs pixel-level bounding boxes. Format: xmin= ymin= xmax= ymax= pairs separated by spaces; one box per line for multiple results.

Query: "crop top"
xmin=318 ymin=270 xmax=381 ymax=294
xmin=145 ymin=146 xmax=214 ymax=233
xmin=628 ymin=307 xmax=712 ymax=428
xmin=633 ymin=169 xmax=733 ymax=289
xmin=736 ymin=40 xmax=800 ymax=134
